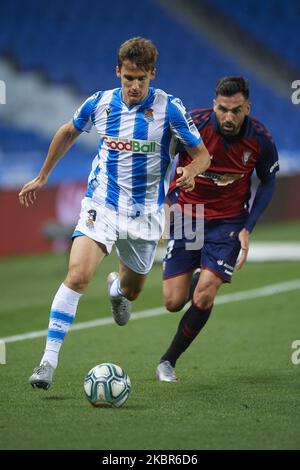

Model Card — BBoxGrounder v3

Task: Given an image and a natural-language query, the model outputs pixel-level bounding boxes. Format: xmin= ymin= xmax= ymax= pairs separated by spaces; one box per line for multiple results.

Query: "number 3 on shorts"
xmin=165 ymin=240 xmax=175 ymax=260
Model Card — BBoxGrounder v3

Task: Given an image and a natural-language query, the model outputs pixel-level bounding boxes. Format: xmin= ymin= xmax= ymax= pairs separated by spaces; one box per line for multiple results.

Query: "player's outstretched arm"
xmin=176 ymin=140 xmax=210 ymax=192
xmin=19 ymin=121 xmax=81 ymax=207
xmin=236 ymin=176 xmax=277 ymax=269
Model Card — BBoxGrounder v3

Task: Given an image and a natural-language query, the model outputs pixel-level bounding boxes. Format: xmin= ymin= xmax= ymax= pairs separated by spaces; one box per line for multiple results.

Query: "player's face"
xmin=116 ymin=60 xmax=156 ymax=107
xmin=213 ymin=93 xmax=250 ymax=135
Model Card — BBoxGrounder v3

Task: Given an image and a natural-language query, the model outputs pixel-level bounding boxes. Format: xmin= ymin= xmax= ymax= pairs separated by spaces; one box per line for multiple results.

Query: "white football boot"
xmin=107 ymin=272 xmax=131 ymax=326
xmin=156 ymin=360 xmax=178 ymax=382
xmin=29 ymin=361 xmax=54 ymax=390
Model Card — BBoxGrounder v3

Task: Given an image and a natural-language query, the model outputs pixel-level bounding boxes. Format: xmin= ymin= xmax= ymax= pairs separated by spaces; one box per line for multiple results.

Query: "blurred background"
xmin=0 ymin=0 xmax=299 ymax=256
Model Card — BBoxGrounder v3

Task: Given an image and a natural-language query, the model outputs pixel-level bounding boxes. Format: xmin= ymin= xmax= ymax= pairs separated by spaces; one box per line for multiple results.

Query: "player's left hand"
xmin=175 ymin=167 xmax=195 ymax=192
xmin=236 ymin=228 xmax=250 ymax=270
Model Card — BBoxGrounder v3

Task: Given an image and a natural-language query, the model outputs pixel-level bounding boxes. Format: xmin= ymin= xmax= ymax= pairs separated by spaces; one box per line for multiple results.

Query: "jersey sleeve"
xmin=168 ymin=96 xmax=202 ymax=148
xmin=255 ymin=134 xmax=279 ymax=182
xmin=72 ymin=92 xmax=101 ymax=133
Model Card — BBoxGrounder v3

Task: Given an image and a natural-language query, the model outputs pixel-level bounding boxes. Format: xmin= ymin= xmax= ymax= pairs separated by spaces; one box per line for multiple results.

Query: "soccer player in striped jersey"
xmin=156 ymin=76 xmax=279 ymax=382
xmin=19 ymin=37 xmax=210 ymax=390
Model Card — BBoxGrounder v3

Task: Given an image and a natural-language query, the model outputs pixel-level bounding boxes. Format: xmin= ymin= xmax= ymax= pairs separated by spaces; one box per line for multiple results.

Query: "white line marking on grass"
xmin=215 ymin=278 xmax=300 ymax=304
xmin=1 ymin=279 xmax=300 ymax=344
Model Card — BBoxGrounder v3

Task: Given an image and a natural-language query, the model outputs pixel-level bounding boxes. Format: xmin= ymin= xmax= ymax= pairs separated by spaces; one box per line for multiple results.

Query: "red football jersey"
xmin=170 ymin=109 xmax=279 ymax=219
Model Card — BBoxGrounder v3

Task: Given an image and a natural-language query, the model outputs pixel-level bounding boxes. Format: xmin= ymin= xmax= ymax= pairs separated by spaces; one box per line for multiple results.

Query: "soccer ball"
xmin=83 ymin=363 xmax=131 ymax=408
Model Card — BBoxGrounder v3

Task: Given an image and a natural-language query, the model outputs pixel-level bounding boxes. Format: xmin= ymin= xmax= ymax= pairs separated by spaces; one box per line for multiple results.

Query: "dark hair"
xmin=118 ymin=37 xmax=158 ymax=72
xmin=215 ymin=76 xmax=249 ymax=99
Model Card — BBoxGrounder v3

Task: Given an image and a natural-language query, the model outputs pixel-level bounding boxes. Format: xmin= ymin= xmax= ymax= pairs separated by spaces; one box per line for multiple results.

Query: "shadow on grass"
xmin=43 ymin=396 xmax=76 ymax=401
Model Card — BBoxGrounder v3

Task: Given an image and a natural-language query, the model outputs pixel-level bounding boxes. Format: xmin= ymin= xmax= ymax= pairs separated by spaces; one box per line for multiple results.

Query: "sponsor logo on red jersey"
xmin=198 ymin=170 xmax=244 ymax=186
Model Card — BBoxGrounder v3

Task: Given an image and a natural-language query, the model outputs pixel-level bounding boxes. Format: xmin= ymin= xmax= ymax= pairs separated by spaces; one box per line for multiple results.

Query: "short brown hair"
xmin=118 ymin=37 xmax=158 ymax=72
xmin=215 ymin=76 xmax=249 ymax=99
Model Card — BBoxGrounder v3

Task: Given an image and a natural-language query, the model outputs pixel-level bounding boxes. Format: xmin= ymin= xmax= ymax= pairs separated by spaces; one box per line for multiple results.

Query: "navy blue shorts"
xmin=162 ymin=213 xmax=247 ymax=283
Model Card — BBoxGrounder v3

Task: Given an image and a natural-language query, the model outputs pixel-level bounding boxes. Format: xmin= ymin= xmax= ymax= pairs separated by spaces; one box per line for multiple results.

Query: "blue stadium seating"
xmin=207 ymin=0 xmax=300 ymax=71
xmin=0 ymin=123 xmax=93 ymax=187
xmin=0 ymin=0 xmax=299 ymax=187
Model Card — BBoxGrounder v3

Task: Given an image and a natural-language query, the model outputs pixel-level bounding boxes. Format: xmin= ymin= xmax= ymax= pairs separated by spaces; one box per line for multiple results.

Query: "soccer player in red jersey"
xmin=156 ymin=76 xmax=279 ymax=382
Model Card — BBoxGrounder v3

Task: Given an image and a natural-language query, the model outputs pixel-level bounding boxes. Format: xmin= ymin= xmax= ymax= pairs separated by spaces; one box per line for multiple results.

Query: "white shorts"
xmin=73 ymin=197 xmax=164 ymax=274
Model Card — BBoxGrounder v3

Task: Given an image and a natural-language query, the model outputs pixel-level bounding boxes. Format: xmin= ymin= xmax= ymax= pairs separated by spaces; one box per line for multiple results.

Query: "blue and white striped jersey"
xmin=73 ymin=87 xmax=201 ymax=216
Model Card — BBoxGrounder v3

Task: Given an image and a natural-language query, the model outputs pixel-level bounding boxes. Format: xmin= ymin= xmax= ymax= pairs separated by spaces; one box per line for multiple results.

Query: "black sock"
xmin=160 ymin=303 xmax=212 ymax=367
xmin=188 ymin=270 xmax=200 ymax=301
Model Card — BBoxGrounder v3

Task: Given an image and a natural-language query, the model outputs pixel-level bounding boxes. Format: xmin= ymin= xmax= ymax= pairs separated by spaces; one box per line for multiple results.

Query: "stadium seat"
xmin=0 ymin=0 xmax=299 ymax=185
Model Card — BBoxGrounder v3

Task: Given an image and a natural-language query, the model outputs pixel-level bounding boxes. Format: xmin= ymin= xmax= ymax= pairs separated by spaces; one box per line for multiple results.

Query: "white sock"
xmin=41 ymin=283 xmax=82 ymax=369
xmin=109 ymin=277 xmax=124 ymax=298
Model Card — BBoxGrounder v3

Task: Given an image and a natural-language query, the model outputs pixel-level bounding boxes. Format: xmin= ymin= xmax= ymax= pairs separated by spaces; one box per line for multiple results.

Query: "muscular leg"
xmin=107 ymin=259 xmax=149 ymax=326
xmin=41 ymin=236 xmax=106 ymax=368
xmin=160 ymin=269 xmax=223 ymax=369
xmin=118 ymin=260 xmax=148 ymax=301
xmin=65 ymin=236 xmax=106 ymax=292
xmin=192 ymin=269 xmax=223 ymax=310
xmin=163 ymin=271 xmax=195 ymax=312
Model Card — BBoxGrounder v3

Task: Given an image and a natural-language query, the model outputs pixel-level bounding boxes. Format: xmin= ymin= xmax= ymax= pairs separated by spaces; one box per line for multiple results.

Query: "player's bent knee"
xmin=121 ymin=286 xmax=142 ymax=301
xmin=193 ymin=290 xmax=215 ymax=310
xmin=65 ymin=270 xmax=91 ymax=292
xmin=164 ymin=297 xmax=186 ymax=312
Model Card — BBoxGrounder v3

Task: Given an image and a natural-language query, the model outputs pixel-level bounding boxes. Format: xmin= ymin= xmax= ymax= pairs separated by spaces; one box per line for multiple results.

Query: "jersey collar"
xmin=119 ymin=87 xmax=155 ymax=110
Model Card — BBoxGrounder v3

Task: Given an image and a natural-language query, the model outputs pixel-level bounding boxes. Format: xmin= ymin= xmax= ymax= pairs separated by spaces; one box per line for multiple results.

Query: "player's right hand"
xmin=19 ymin=176 xmax=47 ymax=207
xmin=236 ymin=228 xmax=250 ymax=270
xmin=175 ymin=166 xmax=195 ymax=192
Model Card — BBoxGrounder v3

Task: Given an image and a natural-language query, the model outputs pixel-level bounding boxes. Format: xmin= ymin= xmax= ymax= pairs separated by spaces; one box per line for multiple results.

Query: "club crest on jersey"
xmin=86 ymin=209 xmax=97 ymax=228
xmin=242 ymin=151 xmax=252 ymax=164
xmin=144 ymin=108 xmax=154 ymax=122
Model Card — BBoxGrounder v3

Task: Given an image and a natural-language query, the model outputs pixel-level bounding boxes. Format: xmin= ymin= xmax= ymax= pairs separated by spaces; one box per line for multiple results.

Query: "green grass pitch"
xmin=0 ymin=221 xmax=300 ymax=450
